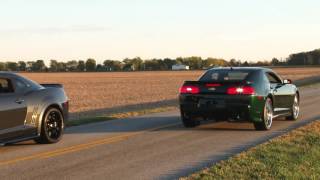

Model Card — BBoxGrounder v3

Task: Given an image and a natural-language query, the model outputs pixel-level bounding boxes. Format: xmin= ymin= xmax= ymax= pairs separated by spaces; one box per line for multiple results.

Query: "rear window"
xmin=199 ymin=70 xmax=252 ymax=82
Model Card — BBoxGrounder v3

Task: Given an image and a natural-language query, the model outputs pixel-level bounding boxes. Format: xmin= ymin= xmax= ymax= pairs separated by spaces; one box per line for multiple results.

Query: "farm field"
xmin=20 ymin=67 xmax=320 ymax=119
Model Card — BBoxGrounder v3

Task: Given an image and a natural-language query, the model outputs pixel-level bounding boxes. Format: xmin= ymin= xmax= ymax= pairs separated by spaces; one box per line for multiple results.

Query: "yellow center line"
xmin=0 ymin=122 xmax=181 ymax=166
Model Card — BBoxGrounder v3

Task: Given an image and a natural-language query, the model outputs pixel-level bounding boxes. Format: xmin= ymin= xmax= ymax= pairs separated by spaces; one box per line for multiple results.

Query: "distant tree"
xmin=123 ymin=57 xmax=143 ymax=71
xmin=163 ymin=58 xmax=176 ymax=69
xmin=0 ymin=62 xmax=5 ymax=71
xmin=103 ymin=60 xmax=122 ymax=71
xmin=287 ymin=53 xmax=307 ymax=65
xmin=176 ymin=57 xmax=183 ymax=64
xmin=85 ymin=58 xmax=96 ymax=71
xmin=174 ymin=57 xmax=203 ymax=69
xmin=66 ymin=60 xmax=79 ymax=72
xmin=203 ymin=58 xmax=228 ymax=68
xmin=242 ymin=61 xmax=249 ymax=67
xmin=18 ymin=61 xmax=27 ymax=71
xmin=96 ymin=64 xmax=106 ymax=72
xmin=26 ymin=61 xmax=34 ymax=71
xmin=144 ymin=59 xmax=160 ymax=70
xmin=50 ymin=60 xmax=59 ymax=72
xmin=77 ymin=60 xmax=86 ymax=71
xmin=271 ymin=58 xmax=280 ymax=66
xmin=6 ymin=62 xmax=19 ymax=71
xmin=56 ymin=62 xmax=66 ymax=72
xmin=32 ymin=60 xmax=46 ymax=72
xmin=255 ymin=61 xmax=271 ymax=66
xmin=229 ymin=59 xmax=237 ymax=66
xmin=186 ymin=56 xmax=203 ymax=69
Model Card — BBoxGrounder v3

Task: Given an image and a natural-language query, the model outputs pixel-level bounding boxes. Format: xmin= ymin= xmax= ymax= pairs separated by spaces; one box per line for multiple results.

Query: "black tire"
xmin=181 ymin=111 xmax=200 ymax=128
xmin=34 ymin=107 xmax=64 ymax=144
xmin=286 ymin=94 xmax=300 ymax=121
xmin=254 ymin=98 xmax=273 ymax=131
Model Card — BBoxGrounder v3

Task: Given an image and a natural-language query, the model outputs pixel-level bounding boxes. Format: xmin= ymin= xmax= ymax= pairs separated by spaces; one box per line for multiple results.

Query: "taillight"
xmin=179 ymin=85 xmax=200 ymax=94
xmin=63 ymin=101 xmax=69 ymax=110
xmin=227 ymin=86 xmax=255 ymax=95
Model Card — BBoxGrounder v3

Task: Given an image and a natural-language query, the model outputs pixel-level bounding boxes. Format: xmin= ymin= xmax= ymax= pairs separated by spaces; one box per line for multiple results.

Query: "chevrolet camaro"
xmin=0 ymin=72 xmax=68 ymax=144
xmin=179 ymin=67 xmax=300 ymax=130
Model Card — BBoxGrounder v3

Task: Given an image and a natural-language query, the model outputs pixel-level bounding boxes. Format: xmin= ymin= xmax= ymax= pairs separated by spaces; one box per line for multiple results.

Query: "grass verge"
xmin=184 ymin=120 xmax=320 ymax=180
xmin=66 ymin=106 xmax=178 ymax=127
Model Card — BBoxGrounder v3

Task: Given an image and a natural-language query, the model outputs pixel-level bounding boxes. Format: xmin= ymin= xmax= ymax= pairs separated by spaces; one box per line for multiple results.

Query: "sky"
xmin=0 ymin=0 xmax=319 ymax=63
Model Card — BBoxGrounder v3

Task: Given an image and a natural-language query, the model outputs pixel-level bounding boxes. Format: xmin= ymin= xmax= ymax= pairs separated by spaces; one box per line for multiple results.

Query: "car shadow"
xmin=64 ymin=115 xmax=299 ymax=134
xmin=69 ymin=98 xmax=178 ymax=120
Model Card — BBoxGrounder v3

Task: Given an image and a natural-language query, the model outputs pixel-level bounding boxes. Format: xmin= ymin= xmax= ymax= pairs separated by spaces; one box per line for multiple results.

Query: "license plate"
xmin=199 ymin=99 xmax=225 ymax=108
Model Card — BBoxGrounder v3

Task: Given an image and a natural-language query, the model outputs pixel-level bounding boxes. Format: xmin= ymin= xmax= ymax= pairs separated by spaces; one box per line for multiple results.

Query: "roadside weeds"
xmin=183 ymin=120 xmax=320 ymax=180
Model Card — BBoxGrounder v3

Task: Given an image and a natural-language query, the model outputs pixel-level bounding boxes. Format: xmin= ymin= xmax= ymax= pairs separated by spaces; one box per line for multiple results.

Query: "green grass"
xmin=185 ymin=120 xmax=320 ymax=180
xmin=66 ymin=106 xmax=178 ymax=127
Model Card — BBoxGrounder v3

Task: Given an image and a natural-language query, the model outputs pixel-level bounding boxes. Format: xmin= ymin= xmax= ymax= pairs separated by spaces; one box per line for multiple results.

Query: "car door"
xmin=0 ymin=78 xmax=28 ymax=134
xmin=265 ymin=72 xmax=292 ymax=113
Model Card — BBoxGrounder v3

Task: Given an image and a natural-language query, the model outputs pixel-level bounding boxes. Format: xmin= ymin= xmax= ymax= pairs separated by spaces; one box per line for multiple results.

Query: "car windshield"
xmin=199 ymin=69 xmax=253 ymax=82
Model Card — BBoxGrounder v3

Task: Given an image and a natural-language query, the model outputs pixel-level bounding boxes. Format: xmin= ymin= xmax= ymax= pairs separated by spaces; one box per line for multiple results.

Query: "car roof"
xmin=0 ymin=71 xmax=21 ymax=78
xmin=208 ymin=67 xmax=272 ymax=72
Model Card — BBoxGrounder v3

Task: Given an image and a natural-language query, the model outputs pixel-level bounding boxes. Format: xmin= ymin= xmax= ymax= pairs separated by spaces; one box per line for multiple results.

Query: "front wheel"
xmin=286 ymin=94 xmax=300 ymax=120
xmin=254 ymin=98 xmax=273 ymax=131
xmin=34 ymin=107 xmax=64 ymax=144
xmin=181 ymin=111 xmax=200 ymax=128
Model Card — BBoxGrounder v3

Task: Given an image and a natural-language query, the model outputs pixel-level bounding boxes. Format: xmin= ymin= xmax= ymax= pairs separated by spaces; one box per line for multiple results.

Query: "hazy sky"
xmin=0 ymin=0 xmax=319 ymax=63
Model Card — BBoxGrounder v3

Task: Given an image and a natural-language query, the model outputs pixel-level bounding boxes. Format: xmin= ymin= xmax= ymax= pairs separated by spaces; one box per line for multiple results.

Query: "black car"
xmin=179 ymin=67 xmax=300 ymax=130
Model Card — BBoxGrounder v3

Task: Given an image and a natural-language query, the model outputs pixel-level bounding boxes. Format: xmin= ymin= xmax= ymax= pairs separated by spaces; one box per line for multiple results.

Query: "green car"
xmin=179 ymin=67 xmax=300 ymax=130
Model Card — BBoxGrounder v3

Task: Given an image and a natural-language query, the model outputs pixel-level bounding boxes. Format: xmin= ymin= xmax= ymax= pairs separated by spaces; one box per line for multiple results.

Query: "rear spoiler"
xmin=40 ymin=84 xmax=64 ymax=88
xmin=183 ymin=81 xmax=245 ymax=85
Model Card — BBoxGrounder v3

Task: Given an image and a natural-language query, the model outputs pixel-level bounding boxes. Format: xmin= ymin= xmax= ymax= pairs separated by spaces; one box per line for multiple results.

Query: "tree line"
xmin=0 ymin=49 xmax=319 ymax=72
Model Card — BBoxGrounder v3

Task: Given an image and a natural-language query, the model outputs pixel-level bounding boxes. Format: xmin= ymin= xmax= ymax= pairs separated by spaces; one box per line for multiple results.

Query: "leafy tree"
xmin=50 ymin=60 xmax=59 ymax=72
xmin=66 ymin=60 xmax=79 ymax=72
xmin=242 ymin=61 xmax=250 ymax=67
xmin=6 ymin=62 xmax=19 ymax=71
xmin=96 ymin=64 xmax=106 ymax=72
xmin=32 ymin=60 xmax=46 ymax=72
xmin=57 ymin=62 xmax=67 ymax=72
xmin=163 ymin=58 xmax=177 ymax=69
xmin=203 ymin=58 xmax=228 ymax=68
xmin=123 ymin=57 xmax=143 ymax=71
xmin=85 ymin=58 xmax=96 ymax=71
xmin=77 ymin=60 xmax=86 ymax=71
xmin=0 ymin=62 xmax=5 ymax=71
xmin=271 ymin=58 xmax=280 ymax=66
xmin=18 ymin=61 xmax=27 ymax=71
xmin=103 ymin=60 xmax=122 ymax=71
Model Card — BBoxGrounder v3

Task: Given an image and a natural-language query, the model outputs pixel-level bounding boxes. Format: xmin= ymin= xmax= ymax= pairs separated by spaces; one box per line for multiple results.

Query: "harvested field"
xmin=19 ymin=67 xmax=320 ymax=119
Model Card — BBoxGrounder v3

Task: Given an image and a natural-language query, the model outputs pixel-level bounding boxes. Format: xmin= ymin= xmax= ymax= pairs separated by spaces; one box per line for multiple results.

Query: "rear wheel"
xmin=34 ymin=107 xmax=64 ymax=144
xmin=254 ymin=98 xmax=273 ymax=131
xmin=286 ymin=94 xmax=300 ymax=120
xmin=181 ymin=111 xmax=200 ymax=128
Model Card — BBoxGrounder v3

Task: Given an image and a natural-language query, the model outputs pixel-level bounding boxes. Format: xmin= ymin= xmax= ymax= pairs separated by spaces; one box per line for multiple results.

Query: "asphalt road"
xmin=0 ymin=86 xmax=319 ymax=180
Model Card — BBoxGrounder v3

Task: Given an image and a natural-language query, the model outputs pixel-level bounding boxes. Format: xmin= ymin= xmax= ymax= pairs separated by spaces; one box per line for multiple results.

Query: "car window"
xmin=15 ymin=79 xmax=29 ymax=93
xmin=266 ymin=72 xmax=282 ymax=84
xmin=200 ymin=70 xmax=251 ymax=82
xmin=0 ymin=78 xmax=14 ymax=93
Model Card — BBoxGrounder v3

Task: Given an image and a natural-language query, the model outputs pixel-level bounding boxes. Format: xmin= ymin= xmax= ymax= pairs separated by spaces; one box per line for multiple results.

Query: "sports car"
xmin=179 ymin=67 xmax=300 ymax=130
xmin=0 ymin=72 xmax=68 ymax=144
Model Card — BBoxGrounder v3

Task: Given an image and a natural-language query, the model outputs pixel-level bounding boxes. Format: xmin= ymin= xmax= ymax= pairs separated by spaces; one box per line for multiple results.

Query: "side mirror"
xmin=283 ymin=79 xmax=292 ymax=84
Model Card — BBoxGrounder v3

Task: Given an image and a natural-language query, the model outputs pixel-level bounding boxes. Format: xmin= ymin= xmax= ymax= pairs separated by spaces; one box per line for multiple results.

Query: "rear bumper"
xmin=179 ymin=94 xmax=264 ymax=122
